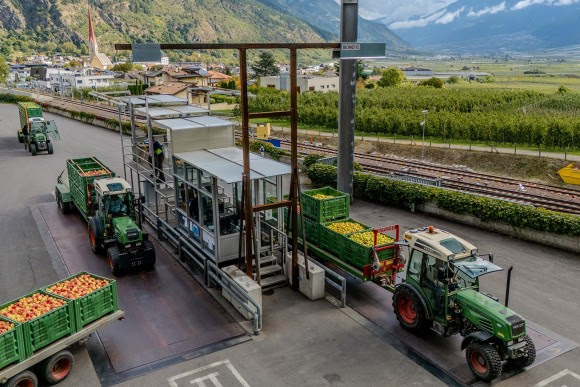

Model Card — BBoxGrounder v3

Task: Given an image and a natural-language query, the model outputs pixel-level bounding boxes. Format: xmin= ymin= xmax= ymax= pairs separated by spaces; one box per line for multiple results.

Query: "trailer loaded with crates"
xmin=288 ymin=187 xmax=536 ymax=382
xmin=0 ymin=272 xmax=123 ymax=387
xmin=55 ymin=157 xmax=156 ymax=275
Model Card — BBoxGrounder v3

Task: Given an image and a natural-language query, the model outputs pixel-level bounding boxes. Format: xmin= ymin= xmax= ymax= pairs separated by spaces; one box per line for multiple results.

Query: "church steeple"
xmin=88 ymin=7 xmax=99 ymax=61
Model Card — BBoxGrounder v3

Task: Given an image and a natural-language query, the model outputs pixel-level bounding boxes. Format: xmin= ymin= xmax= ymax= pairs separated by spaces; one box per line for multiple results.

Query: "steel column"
xmin=337 ymin=0 xmax=358 ymax=201
xmin=290 ymin=48 xmax=300 ymax=289
xmin=239 ymin=49 xmax=255 ymax=277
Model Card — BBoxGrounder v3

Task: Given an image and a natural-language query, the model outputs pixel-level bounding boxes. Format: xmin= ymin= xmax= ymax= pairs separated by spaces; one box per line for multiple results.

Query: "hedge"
xmin=306 ymin=164 xmax=580 ymax=237
xmin=249 ymin=140 xmax=287 ymax=160
xmin=0 ymin=93 xmax=35 ymax=103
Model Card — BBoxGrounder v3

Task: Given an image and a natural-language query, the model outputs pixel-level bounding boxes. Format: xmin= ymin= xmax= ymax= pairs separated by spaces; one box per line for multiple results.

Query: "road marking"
xmin=168 ymin=359 xmax=250 ymax=387
xmin=535 ymin=369 xmax=580 ymax=387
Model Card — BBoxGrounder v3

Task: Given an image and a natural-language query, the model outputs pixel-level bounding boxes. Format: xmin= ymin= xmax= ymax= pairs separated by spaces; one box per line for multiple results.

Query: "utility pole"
xmin=336 ymin=0 xmax=358 ymax=201
xmin=421 ymin=110 xmax=428 ymax=159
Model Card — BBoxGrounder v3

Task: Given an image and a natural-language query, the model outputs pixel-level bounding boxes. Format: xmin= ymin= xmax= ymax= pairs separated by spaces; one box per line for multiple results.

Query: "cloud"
xmin=389 ymin=10 xmax=446 ymax=29
xmin=435 ymin=7 xmax=465 ymax=24
xmin=333 ymin=0 xmax=456 ymax=23
xmin=467 ymin=2 xmax=506 ymax=17
xmin=512 ymin=0 xmax=579 ymax=10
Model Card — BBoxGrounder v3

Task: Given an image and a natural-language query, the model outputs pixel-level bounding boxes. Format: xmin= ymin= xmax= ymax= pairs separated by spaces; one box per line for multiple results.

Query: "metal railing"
xmin=139 ymin=202 xmax=263 ymax=334
xmin=387 ymin=174 xmax=443 ymax=187
xmin=317 ymin=264 xmax=347 ymax=308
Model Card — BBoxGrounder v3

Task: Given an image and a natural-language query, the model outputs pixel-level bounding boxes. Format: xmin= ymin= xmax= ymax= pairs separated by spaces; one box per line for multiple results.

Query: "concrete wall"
xmin=417 ymin=201 xmax=580 ymax=254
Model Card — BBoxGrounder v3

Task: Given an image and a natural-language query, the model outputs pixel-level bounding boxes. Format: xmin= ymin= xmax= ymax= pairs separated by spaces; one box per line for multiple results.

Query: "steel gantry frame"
xmin=115 ymin=42 xmax=340 ymax=288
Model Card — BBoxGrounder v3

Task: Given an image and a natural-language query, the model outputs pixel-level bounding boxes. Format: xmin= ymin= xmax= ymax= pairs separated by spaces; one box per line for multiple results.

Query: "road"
xmin=1 ymin=102 xmax=579 ymax=387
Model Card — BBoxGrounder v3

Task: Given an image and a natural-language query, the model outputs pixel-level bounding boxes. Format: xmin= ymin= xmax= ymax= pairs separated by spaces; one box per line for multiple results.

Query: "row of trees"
xmin=246 ymin=86 xmax=579 ymax=149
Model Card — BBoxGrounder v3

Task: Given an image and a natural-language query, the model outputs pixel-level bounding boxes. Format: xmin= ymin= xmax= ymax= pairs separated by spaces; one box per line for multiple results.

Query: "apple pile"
xmin=0 ymin=320 xmax=14 ymax=334
xmin=81 ymin=169 xmax=109 ymax=177
xmin=46 ymin=274 xmax=109 ymax=300
xmin=0 ymin=293 xmax=66 ymax=323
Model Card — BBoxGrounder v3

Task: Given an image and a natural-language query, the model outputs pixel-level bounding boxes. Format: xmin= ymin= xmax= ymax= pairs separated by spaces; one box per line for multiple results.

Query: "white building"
xmin=260 ymin=73 xmax=339 ymax=93
xmin=49 ymin=68 xmax=114 ymax=90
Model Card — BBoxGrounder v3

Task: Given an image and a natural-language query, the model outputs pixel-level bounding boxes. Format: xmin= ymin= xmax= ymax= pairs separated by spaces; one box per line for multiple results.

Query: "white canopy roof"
xmin=174 ymin=147 xmax=290 ymax=183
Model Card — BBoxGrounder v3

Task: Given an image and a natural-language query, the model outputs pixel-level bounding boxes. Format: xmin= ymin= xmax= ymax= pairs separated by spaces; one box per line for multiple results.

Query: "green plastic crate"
xmin=0 ymin=317 xmax=25 ymax=370
xmin=44 ymin=272 xmax=118 ymax=332
xmin=0 ymin=291 xmax=74 ymax=358
xmin=319 ymin=219 xmax=371 ymax=258
xmin=66 ymin=157 xmax=115 ymax=216
xmin=301 ymin=187 xmax=350 ymax=223
xmin=343 ymin=231 xmax=396 ymax=268
xmin=284 ymin=208 xmax=321 ymax=245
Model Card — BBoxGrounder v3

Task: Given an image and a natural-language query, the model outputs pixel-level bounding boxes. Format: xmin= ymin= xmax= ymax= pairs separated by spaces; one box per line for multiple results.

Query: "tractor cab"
xmin=93 ymin=178 xmax=135 ymax=219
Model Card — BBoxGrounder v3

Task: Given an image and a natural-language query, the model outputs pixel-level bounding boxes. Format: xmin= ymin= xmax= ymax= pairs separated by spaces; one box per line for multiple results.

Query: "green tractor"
xmin=394 ymin=227 xmax=535 ymax=381
xmin=18 ymin=102 xmax=60 ymax=155
xmin=56 ymin=157 xmax=156 ymax=275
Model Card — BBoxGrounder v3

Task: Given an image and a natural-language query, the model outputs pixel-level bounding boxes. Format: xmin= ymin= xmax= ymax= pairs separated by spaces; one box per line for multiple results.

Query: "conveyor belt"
xmin=37 ymin=202 xmax=247 ymax=380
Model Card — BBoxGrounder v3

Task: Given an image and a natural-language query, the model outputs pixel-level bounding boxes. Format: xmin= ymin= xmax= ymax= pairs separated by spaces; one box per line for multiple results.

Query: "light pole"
xmin=421 ymin=110 xmax=428 ymax=159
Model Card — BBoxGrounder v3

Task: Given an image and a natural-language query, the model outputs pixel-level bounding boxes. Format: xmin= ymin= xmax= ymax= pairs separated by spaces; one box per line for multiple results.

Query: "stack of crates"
xmin=0 ymin=272 xmax=118 ymax=370
xmin=67 ymin=157 xmax=115 ymax=216
xmin=297 ymin=187 xmax=396 ymax=269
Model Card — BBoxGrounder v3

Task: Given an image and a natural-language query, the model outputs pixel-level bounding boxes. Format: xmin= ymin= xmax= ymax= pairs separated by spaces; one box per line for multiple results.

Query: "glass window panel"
xmin=187 ymin=186 xmax=200 ymax=222
xmin=186 ymin=165 xmax=198 ymax=186
xmin=177 ymin=180 xmax=186 ymax=211
xmin=174 ymin=158 xmax=185 ymax=178
xmin=201 ymin=194 xmax=214 ymax=231
xmin=200 ymin=170 xmax=212 ymax=193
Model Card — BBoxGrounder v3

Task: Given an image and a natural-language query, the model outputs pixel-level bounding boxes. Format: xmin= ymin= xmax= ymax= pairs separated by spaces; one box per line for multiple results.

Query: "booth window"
xmin=187 ymin=186 xmax=200 ymax=223
xmin=201 ymin=194 xmax=214 ymax=231
xmin=186 ymin=165 xmax=198 ymax=187
xmin=200 ymin=170 xmax=213 ymax=193
xmin=177 ymin=181 xmax=186 ymax=211
xmin=174 ymin=158 xmax=185 ymax=178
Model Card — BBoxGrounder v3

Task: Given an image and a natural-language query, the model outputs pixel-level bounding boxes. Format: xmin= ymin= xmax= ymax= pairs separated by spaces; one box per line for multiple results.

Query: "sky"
xmin=333 ymin=0 xmax=456 ymax=23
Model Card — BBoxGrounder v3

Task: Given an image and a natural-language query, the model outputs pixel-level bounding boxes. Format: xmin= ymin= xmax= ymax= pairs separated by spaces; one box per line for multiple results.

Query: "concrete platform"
xmin=32 ymin=202 xmax=248 ymax=385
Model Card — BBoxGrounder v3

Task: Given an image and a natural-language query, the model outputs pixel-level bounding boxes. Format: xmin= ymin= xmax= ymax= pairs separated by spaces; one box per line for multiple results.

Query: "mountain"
xmin=255 ymin=0 xmax=408 ymax=50
xmin=0 ymin=0 xmax=333 ymax=62
xmin=384 ymin=0 xmax=580 ymax=53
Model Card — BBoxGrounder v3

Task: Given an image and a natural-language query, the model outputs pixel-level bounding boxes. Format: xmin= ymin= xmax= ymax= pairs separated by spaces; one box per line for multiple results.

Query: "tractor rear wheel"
xmin=30 ymin=143 xmax=37 ymax=156
xmin=393 ymin=286 xmax=430 ymax=334
xmin=41 ymin=350 xmax=74 ymax=385
xmin=47 ymin=142 xmax=54 ymax=154
xmin=466 ymin=341 xmax=502 ymax=382
xmin=142 ymin=240 xmax=156 ymax=270
xmin=107 ymin=246 xmax=121 ymax=276
xmin=88 ymin=217 xmax=102 ymax=253
xmin=508 ymin=335 xmax=536 ymax=369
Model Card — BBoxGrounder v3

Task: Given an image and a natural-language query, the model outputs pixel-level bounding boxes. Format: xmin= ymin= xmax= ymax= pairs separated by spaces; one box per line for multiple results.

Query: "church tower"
xmin=87 ymin=5 xmax=112 ymax=70
xmin=88 ymin=8 xmax=99 ymax=63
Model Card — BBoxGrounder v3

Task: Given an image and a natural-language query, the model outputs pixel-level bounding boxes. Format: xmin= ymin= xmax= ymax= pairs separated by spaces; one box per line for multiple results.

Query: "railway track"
xmin=40 ymin=96 xmax=580 ymax=214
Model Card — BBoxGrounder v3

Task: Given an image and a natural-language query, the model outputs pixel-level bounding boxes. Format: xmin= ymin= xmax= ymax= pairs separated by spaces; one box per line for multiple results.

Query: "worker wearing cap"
xmin=153 ymin=140 xmax=165 ymax=183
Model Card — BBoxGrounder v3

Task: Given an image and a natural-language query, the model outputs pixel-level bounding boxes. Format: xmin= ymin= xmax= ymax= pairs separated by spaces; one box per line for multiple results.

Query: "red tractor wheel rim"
xmin=89 ymin=229 xmax=95 ymax=247
xmin=51 ymin=357 xmax=72 ymax=380
xmin=470 ymin=350 xmax=488 ymax=374
xmin=16 ymin=378 xmax=34 ymax=387
xmin=108 ymin=255 xmax=113 ymax=270
xmin=397 ymin=295 xmax=417 ymax=324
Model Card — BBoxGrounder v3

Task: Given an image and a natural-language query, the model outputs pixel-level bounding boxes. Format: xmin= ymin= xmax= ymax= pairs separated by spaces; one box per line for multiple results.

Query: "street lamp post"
xmin=421 ymin=109 xmax=428 ymax=159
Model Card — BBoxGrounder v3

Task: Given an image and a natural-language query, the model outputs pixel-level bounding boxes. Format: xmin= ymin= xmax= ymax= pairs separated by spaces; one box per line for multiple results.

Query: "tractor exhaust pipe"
xmin=505 ymin=266 xmax=513 ymax=307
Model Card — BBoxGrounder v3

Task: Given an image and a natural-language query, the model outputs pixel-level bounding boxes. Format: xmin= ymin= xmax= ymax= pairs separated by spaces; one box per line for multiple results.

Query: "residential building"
xmin=207 ymin=70 xmax=232 ymax=86
xmin=401 ymin=67 xmax=433 ymax=77
xmin=49 ymin=68 xmax=114 ymax=90
xmin=260 ymin=73 xmax=339 ymax=93
xmin=144 ymin=82 xmax=207 ymax=105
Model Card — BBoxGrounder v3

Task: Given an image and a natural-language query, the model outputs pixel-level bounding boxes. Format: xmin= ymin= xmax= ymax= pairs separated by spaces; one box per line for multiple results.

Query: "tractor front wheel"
xmin=508 ymin=335 xmax=536 ymax=369
xmin=17 ymin=131 xmax=24 ymax=143
xmin=393 ymin=286 xmax=430 ymax=334
xmin=30 ymin=143 xmax=37 ymax=156
xmin=47 ymin=142 xmax=54 ymax=155
xmin=466 ymin=341 xmax=502 ymax=382
xmin=107 ymin=246 xmax=121 ymax=276
xmin=143 ymin=240 xmax=156 ymax=270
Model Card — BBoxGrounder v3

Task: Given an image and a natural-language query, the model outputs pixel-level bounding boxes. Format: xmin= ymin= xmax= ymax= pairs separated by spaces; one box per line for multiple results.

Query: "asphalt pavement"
xmin=1 ymin=102 xmax=579 ymax=387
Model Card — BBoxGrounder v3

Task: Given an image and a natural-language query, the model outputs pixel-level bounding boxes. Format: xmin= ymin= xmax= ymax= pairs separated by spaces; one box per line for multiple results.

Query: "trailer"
xmin=55 ymin=157 xmax=156 ymax=275
xmin=290 ymin=187 xmax=536 ymax=382
xmin=17 ymin=102 xmax=60 ymax=156
xmin=0 ymin=310 xmax=124 ymax=387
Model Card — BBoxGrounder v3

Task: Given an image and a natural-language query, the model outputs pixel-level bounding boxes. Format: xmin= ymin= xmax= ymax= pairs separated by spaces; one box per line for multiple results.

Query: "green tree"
xmin=112 ymin=62 xmax=136 ymax=73
xmin=334 ymin=60 xmax=368 ymax=81
xmin=0 ymin=56 xmax=9 ymax=84
xmin=377 ymin=68 xmax=405 ymax=87
xmin=419 ymin=77 xmax=444 ymax=88
xmin=557 ymin=85 xmax=571 ymax=94
xmin=251 ymin=52 xmax=279 ymax=77
xmin=446 ymin=75 xmax=461 ymax=84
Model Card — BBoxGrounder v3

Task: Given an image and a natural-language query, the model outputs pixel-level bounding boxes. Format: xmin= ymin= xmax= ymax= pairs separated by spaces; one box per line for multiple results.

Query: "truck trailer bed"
xmin=0 ymin=310 xmax=124 ymax=383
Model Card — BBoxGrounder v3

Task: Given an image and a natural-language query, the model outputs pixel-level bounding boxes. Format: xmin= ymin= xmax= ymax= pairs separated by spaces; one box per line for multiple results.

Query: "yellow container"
xmin=256 ymin=123 xmax=271 ymax=139
xmin=558 ymin=163 xmax=580 ymax=185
